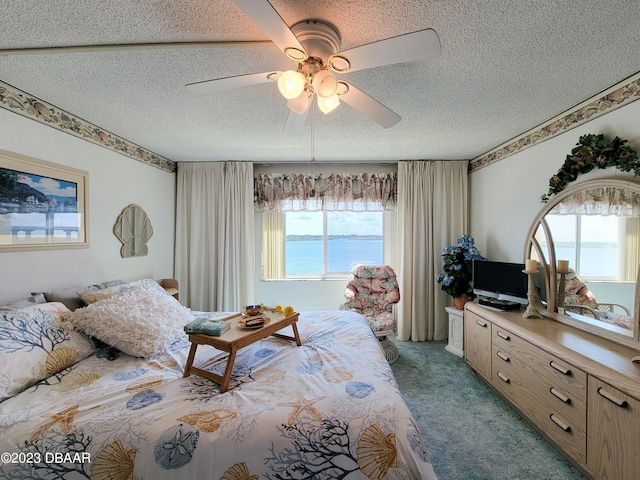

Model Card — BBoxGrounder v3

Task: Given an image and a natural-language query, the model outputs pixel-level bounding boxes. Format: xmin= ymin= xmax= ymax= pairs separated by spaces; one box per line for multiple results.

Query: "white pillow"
xmin=65 ymin=280 xmax=192 ymax=358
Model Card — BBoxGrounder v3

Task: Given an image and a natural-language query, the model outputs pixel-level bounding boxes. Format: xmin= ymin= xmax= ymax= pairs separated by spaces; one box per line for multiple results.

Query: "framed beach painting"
xmin=0 ymin=149 xmax=88 ymax=251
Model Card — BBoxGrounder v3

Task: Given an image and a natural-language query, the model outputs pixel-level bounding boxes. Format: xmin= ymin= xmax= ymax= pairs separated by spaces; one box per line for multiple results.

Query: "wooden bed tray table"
xmin=183 ymin=311 xmax=301 ymax=392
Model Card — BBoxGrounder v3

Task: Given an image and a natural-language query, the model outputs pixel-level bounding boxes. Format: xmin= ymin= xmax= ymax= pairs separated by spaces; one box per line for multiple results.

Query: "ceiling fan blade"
xmin=340 ymin=84 xmax=401 ymax=128
xmin=335 ymin=29 xmax=441 ymax=73
xmin=283 ymin=108 xmax=309 ymax=136
xmin=185 ymin=71 xmax=275 ymax=95
xmin=233 ymin=0 xmax=306 ymax=57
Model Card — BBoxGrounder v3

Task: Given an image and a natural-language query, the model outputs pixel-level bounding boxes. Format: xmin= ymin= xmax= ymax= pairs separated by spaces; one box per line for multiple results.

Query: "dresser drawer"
xmin=492 ymin=343 xmax=586 ymax=430
xmin=587 ymin=377 xmax=640 ymax=479
xmin=493 ymin=326 xmax=586 ymax=403
xmin=492 ymin=361 xmax=586 ymax=464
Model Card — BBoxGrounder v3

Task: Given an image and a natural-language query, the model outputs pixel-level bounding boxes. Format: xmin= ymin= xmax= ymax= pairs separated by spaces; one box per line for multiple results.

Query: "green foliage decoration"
xmin=541 ymin=133 xmax=639 ymax=202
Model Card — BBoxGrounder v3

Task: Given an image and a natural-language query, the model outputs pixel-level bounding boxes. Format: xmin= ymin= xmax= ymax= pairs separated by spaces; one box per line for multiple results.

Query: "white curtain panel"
xmin=261 ymin=211 xmax=285 ymax=280
xmin=626 ymin=217 xmax=640 ymax=281
xmin=397 ymin=161 xmax=469 ymax=341
xmin=175 ymin=162 xmax=255 ymax=311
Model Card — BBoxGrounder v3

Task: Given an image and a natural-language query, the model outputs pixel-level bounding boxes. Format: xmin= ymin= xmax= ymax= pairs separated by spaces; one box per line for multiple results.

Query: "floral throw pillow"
xmin=0 ymin=302 xmax=98 ymax=402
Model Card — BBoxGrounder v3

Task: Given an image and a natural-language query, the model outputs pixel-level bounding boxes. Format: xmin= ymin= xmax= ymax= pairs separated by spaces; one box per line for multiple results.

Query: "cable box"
xmin=478 ymin=297 xmax=521 ymax=311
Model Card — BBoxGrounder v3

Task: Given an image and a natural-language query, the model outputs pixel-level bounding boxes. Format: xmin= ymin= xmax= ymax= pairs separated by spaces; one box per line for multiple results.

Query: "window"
xmin=283 ymin=211 xmax=384 ymax=277
xmin=257 ymin=171 xmax=396 ymax=280
xmin=546 ymin=214 xmax=622 ymax=280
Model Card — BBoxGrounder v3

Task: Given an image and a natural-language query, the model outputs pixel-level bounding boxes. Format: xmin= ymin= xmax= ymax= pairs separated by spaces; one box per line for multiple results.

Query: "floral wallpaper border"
xmin=2 ymin=71 xmax=638 ymax=176
xmin=469 ymin=72 xmax=640 ymax=173
xmin=0 ymin=81 xmax=176 ymax=173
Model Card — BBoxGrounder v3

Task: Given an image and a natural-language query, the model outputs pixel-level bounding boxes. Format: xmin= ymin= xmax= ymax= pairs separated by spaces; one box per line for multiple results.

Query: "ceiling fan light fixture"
xmin=311 ymin=69 xmax=338 ymax=98
xmin=336 ymin=80 xmax=349 ymax=96
xmin=317 ymin=93 xmax=340 ymax=114
xmin=277 ymin=70 xmax=306 ymax=99
xmin=287 ymin=91 xmax=311 ymax=115
xmin=328 ymin=55 xmax=350 ymax=73
xmin=284 ymin=47 xmax=308 ymax=62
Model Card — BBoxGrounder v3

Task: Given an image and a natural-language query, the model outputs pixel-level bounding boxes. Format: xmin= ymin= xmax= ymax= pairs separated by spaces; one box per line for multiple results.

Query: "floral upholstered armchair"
xmin=560 ymin=268 xmax=631 ymax=325
xmin=342 ymin=265 xmax=400 ymax=363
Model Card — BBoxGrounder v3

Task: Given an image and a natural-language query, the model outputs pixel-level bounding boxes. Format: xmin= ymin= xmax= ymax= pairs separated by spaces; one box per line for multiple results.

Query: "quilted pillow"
xmin=0 ymin=302 xmax=98 ymax=402
xmin=65 ymin=280 xmax=192 ymax=358
xmin=79 ymin=283 xmax=130 ymax=305
xmin=40 ymin=279 xmax=126 ymax=311
xmin=0 ymin=293 xmax=47 ymax=313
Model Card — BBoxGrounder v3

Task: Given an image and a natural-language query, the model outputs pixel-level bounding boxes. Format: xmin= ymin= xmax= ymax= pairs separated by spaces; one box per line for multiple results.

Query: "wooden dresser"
xmin=464 ymin=302 xmax=640 ymax=480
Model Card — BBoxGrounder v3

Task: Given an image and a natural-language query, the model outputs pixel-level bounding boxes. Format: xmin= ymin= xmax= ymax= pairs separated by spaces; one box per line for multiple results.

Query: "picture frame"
xmin=0 ymin=149 xmax=89 ymax=251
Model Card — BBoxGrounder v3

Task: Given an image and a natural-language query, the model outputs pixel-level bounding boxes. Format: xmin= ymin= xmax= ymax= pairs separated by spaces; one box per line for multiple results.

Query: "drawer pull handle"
xmin=597 ymin=387 xmax=628 ymax=408
xmin=550 ymin=387 xmax=571 ymax=404
xmin=549 ymin=361 xmax=571 ymax=375
xmin=476 ymin=320 xmax=487 ymax=328
xmin=496 ymin=351 xmax=510 ymax=362
xmin=550 ymin=414 xmax=571 ymax=432
xmin=497 ymin=371 xmax=510 ymax=383
xmin=497 ymin=331 xmax=510 ymax=341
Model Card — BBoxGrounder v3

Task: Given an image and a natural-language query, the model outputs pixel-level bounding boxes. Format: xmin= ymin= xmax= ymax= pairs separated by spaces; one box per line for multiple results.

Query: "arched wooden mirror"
xmin=525 ymin=178 xmax=640 ymax=348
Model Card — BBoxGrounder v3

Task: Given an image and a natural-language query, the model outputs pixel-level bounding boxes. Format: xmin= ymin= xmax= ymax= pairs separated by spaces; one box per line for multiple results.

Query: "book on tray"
xmin=184 ymin=317 xmax=231 ymax=336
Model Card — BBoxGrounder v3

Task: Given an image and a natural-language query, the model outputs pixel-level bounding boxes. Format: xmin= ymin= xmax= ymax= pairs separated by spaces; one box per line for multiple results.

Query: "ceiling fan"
xmin=186 ymin=0 xmax=442 ymax=136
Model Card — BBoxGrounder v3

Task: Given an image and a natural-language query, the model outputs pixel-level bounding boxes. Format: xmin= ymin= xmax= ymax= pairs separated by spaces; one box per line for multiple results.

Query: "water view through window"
xmin=285 ymin=211 xmax=383 ymax=275
xmin=544 ymin=214 xmax=620 ymax=279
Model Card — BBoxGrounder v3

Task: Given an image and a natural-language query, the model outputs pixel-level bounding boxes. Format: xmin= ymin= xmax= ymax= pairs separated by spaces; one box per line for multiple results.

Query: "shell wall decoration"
xmin=113 ymin=204 xmax=153 ymax=258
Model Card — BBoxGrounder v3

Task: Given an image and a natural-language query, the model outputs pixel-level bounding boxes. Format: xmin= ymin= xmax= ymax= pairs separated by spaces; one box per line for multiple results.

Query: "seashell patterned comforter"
xmin=0 ymin=310 xmax=437 ymax=479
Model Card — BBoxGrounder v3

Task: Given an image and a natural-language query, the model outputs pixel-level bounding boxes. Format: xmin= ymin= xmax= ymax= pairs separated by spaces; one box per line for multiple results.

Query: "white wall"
xmin=0 ymin=109 xmax=176 ymax=304
xmin=469 ymin=100 xmax=640 ymax=262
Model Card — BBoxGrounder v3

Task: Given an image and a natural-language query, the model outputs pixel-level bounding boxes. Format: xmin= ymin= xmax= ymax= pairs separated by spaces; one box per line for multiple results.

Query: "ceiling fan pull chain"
xmin=311 ymin=97 xmax=316 ymax=162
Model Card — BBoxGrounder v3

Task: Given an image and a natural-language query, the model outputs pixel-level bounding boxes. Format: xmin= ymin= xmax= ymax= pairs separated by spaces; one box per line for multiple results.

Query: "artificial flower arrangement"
xmin=541 ymin=133 xmax=639 ymax=202
xmin=436 ymin=235 xmax=487 ymax=300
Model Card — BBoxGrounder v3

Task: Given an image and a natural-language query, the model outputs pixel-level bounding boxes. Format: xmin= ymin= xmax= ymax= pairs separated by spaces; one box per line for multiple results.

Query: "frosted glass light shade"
xmin=318 ymin=93 xmax=340 ymax=114
xmin=277 ymin=70 xmax=306 ymax=99
xmin=287 ymin=91 xmax=310 ymax=114
xmin=311 ymin=70 xmax=338 ymax=98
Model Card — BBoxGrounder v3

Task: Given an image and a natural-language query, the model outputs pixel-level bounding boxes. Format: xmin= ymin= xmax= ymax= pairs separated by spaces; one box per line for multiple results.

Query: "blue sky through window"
xmin=286 ymin=211 xmax=383 ymax=236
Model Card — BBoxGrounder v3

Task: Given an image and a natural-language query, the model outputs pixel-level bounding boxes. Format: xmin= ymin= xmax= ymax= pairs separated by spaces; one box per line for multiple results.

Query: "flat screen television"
xmin=472 ymin=260 xmax=528 ymax=305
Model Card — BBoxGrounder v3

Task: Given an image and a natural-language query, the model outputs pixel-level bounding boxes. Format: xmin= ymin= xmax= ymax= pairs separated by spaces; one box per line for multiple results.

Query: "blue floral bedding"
xmin=0 ymin=310 xmax=437 ymax=479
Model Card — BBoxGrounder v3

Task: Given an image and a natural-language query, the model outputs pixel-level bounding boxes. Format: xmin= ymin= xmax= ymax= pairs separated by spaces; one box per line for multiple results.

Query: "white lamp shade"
xmin=287 ymin=91 xmax=311 ymax=115
xmin=312 ymin=70 xmax=338 ymax=98
xmin=317 ymin=93 xmax=340 ymax=114
xmin=277 ymin=70 xmax=306 ymax=99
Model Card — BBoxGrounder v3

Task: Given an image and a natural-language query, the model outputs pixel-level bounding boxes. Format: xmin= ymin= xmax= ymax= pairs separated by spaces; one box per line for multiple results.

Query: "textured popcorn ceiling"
xmin=0 ymin=0 xmax=639 ymax=163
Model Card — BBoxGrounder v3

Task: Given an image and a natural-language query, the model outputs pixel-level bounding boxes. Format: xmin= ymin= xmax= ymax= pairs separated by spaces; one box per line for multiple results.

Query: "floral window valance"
xmin=550 ymin=186 xmax=640 ymax=216
xmin=254 ymin=172 xmax=397 ymax=211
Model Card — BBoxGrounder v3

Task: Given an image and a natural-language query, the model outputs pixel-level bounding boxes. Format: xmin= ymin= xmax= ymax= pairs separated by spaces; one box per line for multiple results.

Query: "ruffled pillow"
xmin=0 ymin=303 xmax=98 ymax=402
xmin=65 ymin=280 xmax=192 ymax=358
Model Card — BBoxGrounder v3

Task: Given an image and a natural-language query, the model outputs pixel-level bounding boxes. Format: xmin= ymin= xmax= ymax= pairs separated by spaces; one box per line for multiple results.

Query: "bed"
xmin=0 ymin=278 xmax=437 ymax=479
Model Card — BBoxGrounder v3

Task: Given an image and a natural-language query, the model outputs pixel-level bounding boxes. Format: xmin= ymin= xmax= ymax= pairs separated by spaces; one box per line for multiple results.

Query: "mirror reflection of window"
xmin=546 ymin=214 xmax=621 ymax=280
xmin=531 ymin=182 xmax=640 ymax=343
xmin=579 ymin=215 xmax=620 ymax=279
